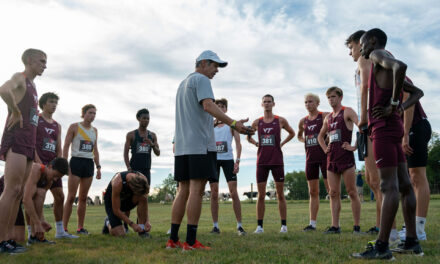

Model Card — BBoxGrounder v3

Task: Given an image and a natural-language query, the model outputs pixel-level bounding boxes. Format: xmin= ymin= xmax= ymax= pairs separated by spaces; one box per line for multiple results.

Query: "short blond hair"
xmin=22 ymin=49 xmax=46 ymax=65
xmin=304 ymin=93 xmax=320 ymax=104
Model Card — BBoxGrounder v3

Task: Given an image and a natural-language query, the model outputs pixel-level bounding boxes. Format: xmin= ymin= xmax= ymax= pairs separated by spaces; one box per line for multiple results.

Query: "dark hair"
xmin=81 ymin=104 xmax=96 ymax=118
xmin=345 ymin=30 xmax=366 ymax=46
xmin=262 ymin=94 xmax=274 ymax=102
xmin=39 ymin=92 xmax=59 ymax=110
xmin=129 ymin=172 xmax=150 ymax=195
xmin=50 ymin=157 xmax=69 ymax=175
xmin=215 ymin=98 xmax=228 ymax=109
xmin=326 ymin=86 xmax=343 ymax=97
xmin=364 ymin=28 xmax=387 ymax=47
xmin=136 ymin=108 xmax=149 ymax=119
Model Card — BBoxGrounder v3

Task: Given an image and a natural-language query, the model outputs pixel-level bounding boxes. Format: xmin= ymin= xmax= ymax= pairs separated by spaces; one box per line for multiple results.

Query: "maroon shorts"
xmin=327 ymin=161 xmax=355 ymax=174
xmin=0 ymin=176 xmax=25 ymax=226
xmin=306 ymin=161 xmax=327 ymax=181
xmin=256 ymin=165 xmax=284 ymax=183
xmin=50 ymin=178 xmax=63 ymax=189
xmin=0 ymin=143 xmax=35 ymax=161
xmin=372 ymin=138 xmax=406 ymax=169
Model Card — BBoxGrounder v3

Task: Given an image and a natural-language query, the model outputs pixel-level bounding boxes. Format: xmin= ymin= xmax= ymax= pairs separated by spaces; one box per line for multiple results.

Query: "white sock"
xmin=237 ymin=222 xmax=242 ymax=229
xmin=56 ymin=221 xmax=64 ymax=234
xmin=390 ymin=229 xmax=398 ymax=241
xmin=310 ymin=220 xmax=317 ymax=228
xmin=27 ymin=225 xmax=32 ymax=237
xmin=416 ymin=216 xmax=426 ymax=235
xmin=213 ymin=222 xmax=219 ymax=228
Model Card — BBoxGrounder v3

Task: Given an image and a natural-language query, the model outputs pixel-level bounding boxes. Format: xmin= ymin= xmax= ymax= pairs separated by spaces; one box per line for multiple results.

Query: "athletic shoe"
xmin=351 ymin=243 xmax=395 ymax=260
xmin=27 ymin=236 xmax=56 ymax=246
xmin=124 ymin=223 xmax=129 ymax=234
xmin=280 ymin=225 xmax=288 ymax=233
xmin=55 ymin=232 xmax=79 ymax=239
xmin=166 ymin=239 xmax=182 ymax=249
xmin=166 ymin=228 xmax=171 ymax=235
xmin=76 ymin=228 xmax=89 ymax=235
xmin=210 ymin=227 xmax=220 ymax=234
xmin=303 ymin=225 xmax=316 ymax=232
xmin=391 ymin=241 xmax=424 ymax=256
xmin=417 ymin=232 xmax=427 ymax=241
xmin=323 ymin=226 xmax=341 ymax=234
xmin=102 ymin=217 xmax=109 ymax=234
xmin=353 ymin=229 xmax=367 ymax=235
xmin=237 ymin=226 xmax=247 ymax=236
xmin=182 ymin=240 xmax=211 ymax=251
xmin=254 ymin=226 xmax=264 ymax=234
xmin=138 ymin=231 xmax=151 ymax=238
xmin=7 ymin=240 xmax=26 ymax=251
xmin=366 ymin=226 xmax=379 ymax=235
xmin=0 ymin=241 xmax=27 ymax=254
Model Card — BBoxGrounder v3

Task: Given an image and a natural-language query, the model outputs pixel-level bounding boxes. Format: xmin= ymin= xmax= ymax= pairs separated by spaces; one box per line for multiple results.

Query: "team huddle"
xmin=0 ymin=28 xmax=432 ymax=260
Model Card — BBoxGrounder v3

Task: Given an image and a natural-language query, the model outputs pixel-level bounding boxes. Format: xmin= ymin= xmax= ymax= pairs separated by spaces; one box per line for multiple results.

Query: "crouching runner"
xmin=102 ymin=171 xmax=151 ymax=237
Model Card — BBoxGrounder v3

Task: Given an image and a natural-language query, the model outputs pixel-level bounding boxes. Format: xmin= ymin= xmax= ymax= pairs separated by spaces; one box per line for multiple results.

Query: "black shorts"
xmin=70 ymin=157 xmax=94 ymax=178
xmin=174 ymin=152 xmax=217 ymax=182
xmin=356 ymin=125 xmax=369 ymax=161
xmin=132 ymin=168 xmax=151 ymax=186
xmin=210 ymin=159 xmax=237 ymax=183
xmin=256 ymin=165 xmax=285 ymax=183
xmin=407 ymin=119 xmax=431 ymax=168
xmin=306 ymin=161 xmax=327 ymax=181
xmin=104 ymin=195 xmax=137 ymax=228
xmin=0 ymin=176 xmax=25 ymax=226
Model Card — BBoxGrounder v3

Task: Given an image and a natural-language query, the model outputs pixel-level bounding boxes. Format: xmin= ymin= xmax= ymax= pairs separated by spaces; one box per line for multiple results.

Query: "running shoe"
xmin=102 ymin=217 xmax=109 ymax=235
xmin=55 ymin=232 xmax=79 ymax=239
xmin=138 ymin=231 xmax=151 ymax=238
xmin=366 ymin=226 xmax=379 ymax=235
xmin=7 ymin=240 xmax=26 ymax=251
xmin=280 ymin=225 xmax=288 ymax=233
xmin=353 ymin=227 xmax=367 ymax=235
xmin=27 ymin=236 xmax=56 ymax=246
xmin=303 ymin=225 xmax=316 ymax=232
xmin=351 ymin=242 xmax=394 ymax=260
xmin=0 ymin=241 xmax=27 ymax=254
xmin=76 ymin=228 xmax=89 ymax=235
xmin=254 ymin=226 xmax=264 ymax=234
xmin=391 ymin=241 xmax=424 ymax=256
xmin=210 ymin=227 xmax=220 ymax=234
xmin=237 ymin=226 xmax=247 ymax=236
xmin=182 ymin=240 xmax=211 ymax=251
xmin=323 ymin=226 xmax=341 ymax=234
xmin=417 ymin=232 xmax=427 ymax=241
xmin=166 ymin=239 xmax=182 ymax=249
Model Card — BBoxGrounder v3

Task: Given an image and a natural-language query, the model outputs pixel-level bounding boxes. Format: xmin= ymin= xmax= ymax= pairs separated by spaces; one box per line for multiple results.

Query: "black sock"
xmin=257 ymin=219 xmax=263 ymax=228
xmin=405 ymin=236 xmax=417 ymax=247
xmin=375 ymin=239 xmax=388 ymax=252
xmin=281 ymin=220 xmax=286 ymax=226
xmin=186 ymin=224 xmax=198 ymax=246
xmin=170 ymin=223 xmax=180 ymax=242
xmin=353 ymin=225 xmax=360 ymax=232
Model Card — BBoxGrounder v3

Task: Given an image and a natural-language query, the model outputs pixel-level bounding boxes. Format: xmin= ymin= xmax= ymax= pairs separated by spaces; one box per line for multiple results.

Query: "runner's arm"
xmin=401 ymin=79 xmax=424 ymax=112
xmin=246 ymin=119 xmax=259 ymax=147
xmin=94 ymin=128 xmax=101 ymax=179
xmin=297 ymin=118 xmax=305 ymax=143
xmin=111 ymin=177 xmax=142 ymax=232
xmin=63 ymin=124 xmax=75 ymax=159
xmin=318 ymin=116 xmax=329 ymax=153
xmin=280 ymin=117 xmax=295 ymax=147
xmin=0 ymin=73 xmax=24 ymax=114
xmin=232 ymin=129 xmax=242 ymax=161
xmin=123 ymin=132 xmax=133 ymax=170
xmin=402 ymin=92 xmax=414 ymax=155
xmin=23 ymin=166 xmax=42 ymax=225
xmin=358 ymin=57 xmax=371 ymax=127
xmin=151 ymin=132 xmax=160 ymax=156
xmin=56 ymin=124 xmax=63 ymax=158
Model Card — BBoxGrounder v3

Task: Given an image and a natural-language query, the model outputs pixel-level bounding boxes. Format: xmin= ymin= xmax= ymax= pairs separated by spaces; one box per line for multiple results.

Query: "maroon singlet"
xmin=36 ymin=115 xmax=59 ymax=164
xmin=257 ymin=116 xmax=283 ymax=166
xmin=327 ymin=107 xmax=354 ymax=164
xmin=304 ymin=112 xmax=326 ymax=163
xmin=404 ymin=76 xmax=427 ymax=127
xmin=0 ymin=73 xmax=39 ymax=160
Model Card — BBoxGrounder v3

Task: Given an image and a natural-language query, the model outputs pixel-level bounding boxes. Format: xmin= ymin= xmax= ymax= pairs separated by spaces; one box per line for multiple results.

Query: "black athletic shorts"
xmin=356 ymin=125 xmax=369 ymax=161
xmin=70 ymin=157 xmax=94 ymax=178
xmin=104 ymin=195 xmax=137 ymax=228
xmin=174 ymin=151 xmax=217 ymax=182
xmin=0 ymin=176 xmax=25 ymax=226
xmin=210 ymin=159 xmax=237 ymax=183
xmin=132 ymin=167 xmax=151 ymax=186
xmin=407 ymin=119 xmax=431 ymax=168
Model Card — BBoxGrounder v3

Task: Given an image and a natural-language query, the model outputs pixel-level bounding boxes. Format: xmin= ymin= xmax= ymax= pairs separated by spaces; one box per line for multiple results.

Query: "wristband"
xmin=230 ymin=120 xmax=237 ymax=129
xmin=390 ymin=99 xmax=399 ymax=106
xmin=96 ymin=165 xmax=101 ymax=169
xmin=129 ymin=221 xmax=134 ymax=226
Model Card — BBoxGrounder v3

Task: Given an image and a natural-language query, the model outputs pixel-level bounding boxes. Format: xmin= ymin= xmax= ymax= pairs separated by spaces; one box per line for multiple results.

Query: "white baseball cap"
xmin=196 ymin=50 xmax=228 ymax=67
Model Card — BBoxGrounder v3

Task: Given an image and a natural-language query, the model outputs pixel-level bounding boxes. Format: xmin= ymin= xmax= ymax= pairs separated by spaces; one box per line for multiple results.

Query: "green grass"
xmin=2 ymin=199 xmax=439 ymax=263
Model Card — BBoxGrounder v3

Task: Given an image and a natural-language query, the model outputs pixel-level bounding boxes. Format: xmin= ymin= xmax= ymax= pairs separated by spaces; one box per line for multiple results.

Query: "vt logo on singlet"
xmin=263 ymin=128 xmax=273 ymax=133
xmin=307 ymin=124 xmax=317 ymax=131
xmin=45 ymin=127 xmax=55 ymax=135
xmin=43 ymin=138 xmax=57 ymax=153
xmin=330 ymin=122 xmax=338 ymax=129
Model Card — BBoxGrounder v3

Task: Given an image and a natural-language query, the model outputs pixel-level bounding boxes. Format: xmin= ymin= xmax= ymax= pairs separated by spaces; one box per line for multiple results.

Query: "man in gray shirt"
xmin=166 ymin=50 xmax=253 ymax=250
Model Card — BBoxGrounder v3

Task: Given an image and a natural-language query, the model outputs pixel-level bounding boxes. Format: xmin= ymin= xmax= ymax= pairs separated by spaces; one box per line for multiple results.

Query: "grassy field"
xmin=1 ymin=198 xmax=439 ymax=263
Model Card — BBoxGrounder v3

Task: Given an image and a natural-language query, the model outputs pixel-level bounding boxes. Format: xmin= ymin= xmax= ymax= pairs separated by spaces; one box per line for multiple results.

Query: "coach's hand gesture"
xmin=234 ymin=118 xmax=255 ymax=135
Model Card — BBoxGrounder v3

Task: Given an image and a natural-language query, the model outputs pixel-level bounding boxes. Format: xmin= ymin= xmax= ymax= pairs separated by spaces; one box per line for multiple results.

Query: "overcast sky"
xmin=1 ymin=0 xmax=439 ymax=202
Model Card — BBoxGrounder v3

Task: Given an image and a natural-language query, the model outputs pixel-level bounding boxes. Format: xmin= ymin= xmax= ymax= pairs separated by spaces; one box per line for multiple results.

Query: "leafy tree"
xmin=150 ymin=173 xmax=177 ymax=202
xmin=427 ymin=132 xmax=440 ymax=193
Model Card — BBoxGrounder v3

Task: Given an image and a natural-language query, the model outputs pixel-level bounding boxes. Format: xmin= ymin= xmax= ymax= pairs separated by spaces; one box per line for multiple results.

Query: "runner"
xmin=352 ymin=28 xmax=424 ymax=259
xmin=102 ymin=171 xmax=151 ymax=237
xmin=317 ymin=87 xmax=363 ymax=235
xmin=33 ymin=92 xmax=77 ymax=239
xmin=0 ymin=49 xmax=46 ymax=254
xmin=166 ymin=50 xmax=253 ymax=250
xmin=62 ymin=104 xmax=101 ymax=235
xmin=346 ymin=30 xmax=382 ymax=235
xmin=247 ymin=94 xmax=295 ymax=234
xmin=297 ymin=93 xmax=329 ymax=231
xmin=209 ymin=98 xmax=246 ymax=236
xmin=124 ymin=108 xmax=160 ymax=186
xmin=22 ymin=158 xmax=69 ymax=245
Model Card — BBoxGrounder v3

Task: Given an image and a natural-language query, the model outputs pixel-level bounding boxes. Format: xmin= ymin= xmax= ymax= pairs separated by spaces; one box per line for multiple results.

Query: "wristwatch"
xmin=96 ymin=165 xmax=101 ymax=169
xmin=390 ymin=99 xmax=399 ymax=106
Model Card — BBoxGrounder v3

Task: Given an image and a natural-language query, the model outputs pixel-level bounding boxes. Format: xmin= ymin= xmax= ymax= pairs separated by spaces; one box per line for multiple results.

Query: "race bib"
xmin=260 ymin=135 xmax=275 ymax=146
xmin=136 ymin=142 xmax=150 ymax=154
xmin=305 ymin=134 xmax=318 ymax=148
xmin=30 ymin=108 xmax=39 ymax=126
xmin=42 ymin=138 xmax=57 ymax=153
xmin=216 ymin=141 xmax=228 ymax=153
xmin=79 ymin=140 xmax=94 ymax=152
xmin=329 ymin=129 xmax=341 ymax=143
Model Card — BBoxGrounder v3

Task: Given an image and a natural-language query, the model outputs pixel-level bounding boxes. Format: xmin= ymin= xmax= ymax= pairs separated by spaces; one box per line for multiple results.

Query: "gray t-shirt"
xmin=174 ymin=72 xmax=216 ymax=156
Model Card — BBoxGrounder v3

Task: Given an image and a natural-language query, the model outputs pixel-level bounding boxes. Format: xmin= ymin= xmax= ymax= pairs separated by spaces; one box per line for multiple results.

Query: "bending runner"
xmin=247 ymin=94 xmax=295 ymax=234
xmin=297 ymin=93 xmax=329 ymax=231
xmin=352 ymin=28 xmax=424 ymax=259
xmin=0 ymin=49 xmax=46 ymax=254
xmin=317 ymin=87 xmax=363 ymax=235
xmin=209 ymin=98 xmax=246 ymax=236
xmin=22 ymin=158 xmax=68 ymax=245
xmin=63 ymin=104 xmax=101 ymax=235
xmin=102 ymin=171 xmax=151 ymax=237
